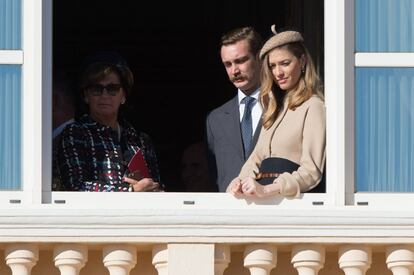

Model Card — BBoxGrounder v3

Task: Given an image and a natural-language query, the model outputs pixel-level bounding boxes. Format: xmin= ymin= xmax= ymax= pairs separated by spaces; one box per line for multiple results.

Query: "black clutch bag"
xmin=256 ymin=157 xmax=299 ymax=185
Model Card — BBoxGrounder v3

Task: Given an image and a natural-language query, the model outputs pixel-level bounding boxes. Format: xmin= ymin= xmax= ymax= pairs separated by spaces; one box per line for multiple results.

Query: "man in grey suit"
xmin=206 ymin=27 xmax=263 ymax=192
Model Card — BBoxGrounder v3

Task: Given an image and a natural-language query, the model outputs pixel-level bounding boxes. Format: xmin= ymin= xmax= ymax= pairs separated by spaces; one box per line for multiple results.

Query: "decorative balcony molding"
xmin=1 ymin=207 xmax=414 ymax=241
xmin=3 ymin=243 xmax=414 ymax=275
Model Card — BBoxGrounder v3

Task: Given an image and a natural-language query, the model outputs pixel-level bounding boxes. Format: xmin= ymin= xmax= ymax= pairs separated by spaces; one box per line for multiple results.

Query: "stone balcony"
xmin=1 ymin=192 xmax=414 ymax=275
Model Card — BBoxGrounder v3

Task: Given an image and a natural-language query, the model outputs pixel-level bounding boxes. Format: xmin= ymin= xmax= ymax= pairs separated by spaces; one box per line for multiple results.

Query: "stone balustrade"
xmin=2 ymin=243 xmax=414 ymax=275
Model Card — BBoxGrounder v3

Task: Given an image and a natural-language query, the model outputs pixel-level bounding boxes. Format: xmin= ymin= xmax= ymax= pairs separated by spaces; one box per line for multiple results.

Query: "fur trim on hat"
xmin=259 ymin=25 xmax=304 ymax=59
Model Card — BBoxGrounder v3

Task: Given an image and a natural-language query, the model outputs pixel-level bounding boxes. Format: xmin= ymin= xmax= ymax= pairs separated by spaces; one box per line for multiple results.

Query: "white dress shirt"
xmin=238 ymin=88 xmax=262 ymax=135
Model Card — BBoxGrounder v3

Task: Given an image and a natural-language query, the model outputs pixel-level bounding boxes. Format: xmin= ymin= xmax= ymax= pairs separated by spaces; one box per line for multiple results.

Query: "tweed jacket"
xmin=239 ymin=95 xmax=326 ymax=198
xmin=58 ymin=114 xmax=160 ymax=192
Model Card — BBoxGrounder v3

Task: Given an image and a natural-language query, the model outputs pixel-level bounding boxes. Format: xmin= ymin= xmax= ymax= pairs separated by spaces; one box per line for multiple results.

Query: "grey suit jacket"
xmin=206 ymin=96 xmax=261 ymax=192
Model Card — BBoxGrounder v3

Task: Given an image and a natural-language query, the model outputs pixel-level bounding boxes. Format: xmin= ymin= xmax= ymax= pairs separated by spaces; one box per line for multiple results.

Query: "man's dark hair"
xmin=220 ymin=27 xmax=263 ymax=56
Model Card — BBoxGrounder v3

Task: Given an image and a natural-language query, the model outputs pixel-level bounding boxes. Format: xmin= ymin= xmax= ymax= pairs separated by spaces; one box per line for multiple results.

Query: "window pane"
xmin=356 ymin=0 xmax=414 ymax=52
xmin=356 ymin=68 xmax=414 ymax=192
xmin=0 ymin=0 xmax=21 ymax=49
xmin=0 ymin=65 xmax=21 ymax=190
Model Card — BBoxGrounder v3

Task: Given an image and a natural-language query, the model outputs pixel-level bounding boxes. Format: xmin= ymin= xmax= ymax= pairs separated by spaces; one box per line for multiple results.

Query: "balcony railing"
xmin=1 ymin=193 xmax=414 ymax=275
xmin=3 ymin=242 xmax=414 ymax=274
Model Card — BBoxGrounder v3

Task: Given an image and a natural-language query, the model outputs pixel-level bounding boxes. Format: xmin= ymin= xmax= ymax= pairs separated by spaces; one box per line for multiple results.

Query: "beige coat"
xmin=239 ymin=95 xmax=326 ymax=198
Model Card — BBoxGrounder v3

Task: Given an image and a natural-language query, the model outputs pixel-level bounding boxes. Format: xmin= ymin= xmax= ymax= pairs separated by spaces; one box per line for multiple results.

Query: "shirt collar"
xmin=238 ymin=87 xmax=260 ymax=105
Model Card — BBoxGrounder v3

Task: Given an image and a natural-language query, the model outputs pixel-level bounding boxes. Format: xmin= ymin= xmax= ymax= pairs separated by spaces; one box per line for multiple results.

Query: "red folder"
xmin=125 ymin=149 xmax=150 ymax=180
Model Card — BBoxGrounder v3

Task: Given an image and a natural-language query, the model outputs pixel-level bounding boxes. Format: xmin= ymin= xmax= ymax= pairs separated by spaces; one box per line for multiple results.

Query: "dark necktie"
xmin=240 ymin=96 xmax=255 ymax=158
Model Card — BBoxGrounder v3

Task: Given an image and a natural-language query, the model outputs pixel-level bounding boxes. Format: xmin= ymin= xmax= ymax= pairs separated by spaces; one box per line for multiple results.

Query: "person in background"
xmin=52 ymin=71 xmax=76 ymax=191
xmin=227 ymin=25 xmax=326 ymax=198
xmin=181 ymin=142 xmax=217 ymax=192
xmin=58 ymin=59 xmax=162 ymax=192
xmin=206 ymin=26 xmax=263 ymax=192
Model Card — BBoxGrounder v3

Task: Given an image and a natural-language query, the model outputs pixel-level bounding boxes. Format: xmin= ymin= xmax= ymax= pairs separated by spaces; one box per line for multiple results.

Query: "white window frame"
xmin=0 ymin=0 xmax=52 ymax=206
xmin=2 ymin=0 xmax=337 ymax=208
xmin=342 ymin=0 xmax=414 ymax=208
xmin=0 ymin=50 xmax=24 ymax=204
xmin=324 ymin=0 xmax=354 ymax=207
xmin=350 ymin=54 xmax=414 ymax=209
xmin=7 ymin=0 xmax=411 ymax=210
xmin=48 ymin=0 xmax=340 ymax=209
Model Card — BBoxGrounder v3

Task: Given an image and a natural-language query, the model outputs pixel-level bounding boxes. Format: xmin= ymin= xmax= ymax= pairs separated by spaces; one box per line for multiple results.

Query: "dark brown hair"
xmin=220 ymin=27 xmax=263 ymax=56
xmin=80 ymin=62 xmax=134 ymax=95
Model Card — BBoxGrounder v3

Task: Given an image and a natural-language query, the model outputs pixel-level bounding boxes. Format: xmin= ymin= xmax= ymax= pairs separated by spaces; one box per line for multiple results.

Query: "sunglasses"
xmin=86 ymin=83 xmax=123 ymax=96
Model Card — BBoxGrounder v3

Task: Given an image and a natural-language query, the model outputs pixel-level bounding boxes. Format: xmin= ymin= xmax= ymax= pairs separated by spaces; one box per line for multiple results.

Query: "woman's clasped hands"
xmin=226 ymin=176 xmax=267 ymax=198
xmin=227 ymin=176 xmax=283 ymax=198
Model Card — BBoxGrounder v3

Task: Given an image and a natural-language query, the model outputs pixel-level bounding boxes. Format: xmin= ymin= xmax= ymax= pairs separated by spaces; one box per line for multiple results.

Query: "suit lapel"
xmin=222 ymin=97 xmax=244 ymax=159
xmin=247 ymin=117 xmax=262 ymax=156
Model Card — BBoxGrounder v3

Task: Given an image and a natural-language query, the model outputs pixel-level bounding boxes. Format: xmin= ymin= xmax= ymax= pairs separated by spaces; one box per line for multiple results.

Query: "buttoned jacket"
xmin=239 ymin=95 xmax=326 ymax=197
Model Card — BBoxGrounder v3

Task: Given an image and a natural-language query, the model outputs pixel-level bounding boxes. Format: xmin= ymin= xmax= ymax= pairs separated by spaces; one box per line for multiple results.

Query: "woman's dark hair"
xmin=80 ymin=62 xmax=134 ymax=94
xmin=76 ymin=62 xmax=134 ymax=119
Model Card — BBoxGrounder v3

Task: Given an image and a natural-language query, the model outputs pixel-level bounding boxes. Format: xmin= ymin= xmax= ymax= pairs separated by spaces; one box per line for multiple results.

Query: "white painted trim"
xmin=324 ymin=0 xmax=354 ymax=206
xmin=0 ymin=51 xmax=23 ymax=64
xmin=355 ymin=53 xmax=414 ymax=67
xmin=22 ymin=0 xmax=44 ymax=203
xmin=0 ymin=192 xmax=26 ymax=205
xmin=49 ymin=192 xmax=329 ymax=209
xmin=349 ymin=193 xmax=414 ymax=208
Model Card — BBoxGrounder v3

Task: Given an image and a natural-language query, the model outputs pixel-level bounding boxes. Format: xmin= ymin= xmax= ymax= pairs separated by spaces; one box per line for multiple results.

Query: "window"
xmin=51 ymin=0 xmax=326 ymax=205
xmin=53 ymin=0 xmax=324 ymax=192
xmin=0 ymin=0 xmax=52 ymax=205
xmin=11 ymin=0 xmax=413 ymax=209
xmin=0 ymin=0 xmax=22 ymax=191
xmin=0 ymin=65 xmax=21 ymax=190
xmin=320 ymin=0 xmax=414 ymax=208
xmin=355 ymin=0 xmax=414 ymax=193
xmin=356 ymin=68 xmax=414 ymax=192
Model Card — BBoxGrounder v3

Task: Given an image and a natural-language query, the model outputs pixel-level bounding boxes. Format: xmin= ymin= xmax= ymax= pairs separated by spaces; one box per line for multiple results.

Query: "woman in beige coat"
xmin=227 ymin=26 xmax=326 ymax=198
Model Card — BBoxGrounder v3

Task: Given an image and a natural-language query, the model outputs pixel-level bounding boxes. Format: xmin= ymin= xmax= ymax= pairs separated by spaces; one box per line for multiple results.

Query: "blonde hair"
xmin=260 ymin=42 xmax=323 ymax=129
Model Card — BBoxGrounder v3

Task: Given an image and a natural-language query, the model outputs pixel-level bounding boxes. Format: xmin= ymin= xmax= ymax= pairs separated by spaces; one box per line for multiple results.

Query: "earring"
xmin=121 ymin=98 xmax=126 ymax=104
xmin=301 ymin=67 xmax=305 ymax=74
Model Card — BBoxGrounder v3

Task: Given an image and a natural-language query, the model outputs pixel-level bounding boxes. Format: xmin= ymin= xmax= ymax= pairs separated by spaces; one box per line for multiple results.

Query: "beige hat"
xmin=259 ymin=25 xmax=304 ymax=59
